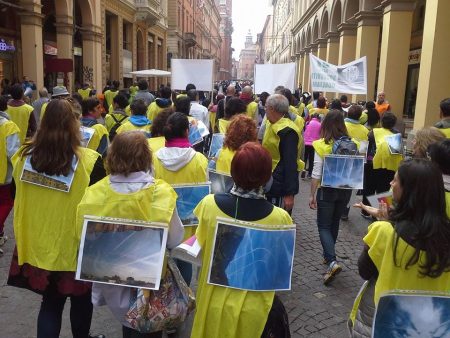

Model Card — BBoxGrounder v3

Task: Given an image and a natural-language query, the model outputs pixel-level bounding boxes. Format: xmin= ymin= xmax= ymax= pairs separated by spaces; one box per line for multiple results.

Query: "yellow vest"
xmin=446 ymin=191 xmax=450 ymax=218
xmin=372 ymin=128 xmax=403 ymax=171
xmin=209 ymin=111 xmax=216 ymax=132
xmin=216 ymin=147 xmax=235 ymax=175
xmin=12 ymin=147 xmax=100 ymax=271
xmin=76 ymin=177 xmax=176 ymax=240
xmin=6 ymin=103 xmax=34 ymax=144
xmin=192 ymin=194 xmax=293 ymax=338
xmin=77 ymin=88 xmax=91 ymax=100
xmin=87 ymin=124 xmax=109 ymax=153
xmin=218 ymin=119 xmax=231 ymax=134
xmin=246 ymin=102 xmax=258 ymax=120
xmin=105 ymin=112 xmax=129 ymax=132
xmin=364 ymin=221 xmax=450 ymax=305
xmin=345 ymin=121 xmax=369 ymax=141
xmin=148 ymin=136 xmax=165 ymax=154
xmin=359 ymin=112 xmax=368 ymax=125
xmin=312 ymin=138 xmax=333 ymax=159
xmin=40 ymin=102 xmax=48 ymax=120
xmin=297 ymin=103 xmax=305 ymax=116
xmin=153 ymin=151 xmax=208 ymax=239
xmin=0 ymin=118 xmax=20 ymax=184
xmin=108 ymin=104 xmax=131 ymax=116
xmin=147 ymin=101 xmax=173 ymax=121
xmin=104 ymin=90 xmax=119 ymax=107
xmin=440 ymin=128 xmax=450 ymax=138
xmin=262 ymin=117 xmax=304 ymax=171
xmin=116 ymin=120 xmax=151 ymax=134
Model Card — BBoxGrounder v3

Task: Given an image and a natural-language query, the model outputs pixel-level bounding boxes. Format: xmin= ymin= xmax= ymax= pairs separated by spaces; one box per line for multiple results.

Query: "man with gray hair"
xmin=32 ymin=87 xmax=49 ymax=125
xmin=216 ymin=84 xmax=236 ymax=124
xmin=262 ymin=94 xmax=301 ymax=213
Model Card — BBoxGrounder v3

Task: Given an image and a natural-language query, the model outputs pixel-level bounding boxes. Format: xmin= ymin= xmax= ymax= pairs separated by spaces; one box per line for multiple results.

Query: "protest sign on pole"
xmin=310 ymin=54 xmax=367 ymax=94
xmin=171 ymin=59 xmax=214 ymax=92
xmin=254 ymin=63 xmax=296 ymax=94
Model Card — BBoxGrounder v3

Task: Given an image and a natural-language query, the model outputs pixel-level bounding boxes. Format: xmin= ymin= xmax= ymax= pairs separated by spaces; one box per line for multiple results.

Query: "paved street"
xmin=0 ymin=179 xmax=370 ymax=338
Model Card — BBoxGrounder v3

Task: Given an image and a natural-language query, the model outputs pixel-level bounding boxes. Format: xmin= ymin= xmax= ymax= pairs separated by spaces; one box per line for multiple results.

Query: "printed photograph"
xmin=208 ymin=133 xmax=225 ymax=159
xmin=80 ymin=126 xmax=95 ymax=148
xmin=188 ymin=124 xmax=203 ymax=145
xmin=358 ymin=140 xmax=369 ymax=158
xmin=385 ymin=133 xmax=402 ymax=155
xmin=76 ymin=219 xmax=167 ymax=290
xmin=173 ymin=184 xmax=210 ymax=226
xmin=20 ymin=155 xmax=78 ymax=193
xmin=367 ymin=191 xmax=393 ymax=209
xmin=208 ymin=169 xmax=234 ymax=194
xmin=322 ymin=155 xmax=364 ymax=189
xmin=208 ymin=221 xmax=296 ymax=291
xmin=373 ymin=293 xmax=450 ymax=338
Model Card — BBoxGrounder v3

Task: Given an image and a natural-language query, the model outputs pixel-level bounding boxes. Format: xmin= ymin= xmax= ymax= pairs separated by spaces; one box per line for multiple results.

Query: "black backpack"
xmin=332 ymin=136 xmax=358 ymax=155
xmin=109 ymin=114 xmax=128 ymax=142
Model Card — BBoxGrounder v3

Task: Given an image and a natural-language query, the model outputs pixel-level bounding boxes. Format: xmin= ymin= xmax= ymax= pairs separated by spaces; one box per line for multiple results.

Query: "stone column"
xmin=317 ymin=38 xmax=327 ymax=60
xmin=338 ymin=23 xmax=357 ymax=65
xmin=54 ymin=14 xmax=73 ymax=92
xmin=19 ymin=0 xmax=44 ymax=92
xmin=302 ymin=47 xmax=311 ymax=92
xmin=377 ymin=0 xmax=414 ymax=117
xmin=353 ymin=11 xmax=382 ymax=103
xmin=298 ymin=52 xmax=305 ymax=90
xmin=82 ymin=27 xmax=103 ymax=92
xmin=108 ymin=15 xmax=120 ymax=82
xmin=310 ymin=43 xmax=318 ymax=57
xmin=414 ymin=0 xmax=450 ymax=128
xmin=325 ymin=32 xmax=340 ymax=65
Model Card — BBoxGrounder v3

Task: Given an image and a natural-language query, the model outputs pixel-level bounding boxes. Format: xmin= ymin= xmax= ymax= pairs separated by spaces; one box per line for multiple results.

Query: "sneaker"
xmin=300 ymin=170 xmax=306 ymax=179
xmin=323 ymin=261 xmax=342 ymax=285
xmin=0 ymin=235 xmax=7 ymax=246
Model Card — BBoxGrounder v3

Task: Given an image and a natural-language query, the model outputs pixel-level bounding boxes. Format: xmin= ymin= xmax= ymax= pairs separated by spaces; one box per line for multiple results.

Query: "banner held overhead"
xmin=254 ymin=63 xmax=296 ymax=94
xmin=171 ymin=59 xmax=214 ymax=92
xmin=309 ymin=54 xmax=367 ymax=94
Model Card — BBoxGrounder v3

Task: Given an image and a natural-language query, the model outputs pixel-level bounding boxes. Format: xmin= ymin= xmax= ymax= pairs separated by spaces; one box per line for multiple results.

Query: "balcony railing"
xmin=135 ymin=0 xmax=161 ymax=25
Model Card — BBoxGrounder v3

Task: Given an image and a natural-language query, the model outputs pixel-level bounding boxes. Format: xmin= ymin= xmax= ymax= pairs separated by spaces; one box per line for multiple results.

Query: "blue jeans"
xmin=37 ymin=291 xmax=92 ymax=338
xmin=316 ymin=187 xmax=352 ymax=264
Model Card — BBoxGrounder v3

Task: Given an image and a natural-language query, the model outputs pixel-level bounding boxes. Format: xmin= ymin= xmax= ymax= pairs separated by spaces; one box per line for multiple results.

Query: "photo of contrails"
xmin=384 ymin=133 xmax=402 ymax=155
xmin=173 ymin=184 xmax=210 ymax=226
xmin=321 ymin=155 xmax=364 ymax=190
xmin=208 ymin=133 xmax=225 ymax=159
xmin=373 ymin=293 xmax=450 ymax=338
xmin=208 ymin=222 xmax=295 ymax=291
xmin=77 ymin=221 xmax=167 ymax=290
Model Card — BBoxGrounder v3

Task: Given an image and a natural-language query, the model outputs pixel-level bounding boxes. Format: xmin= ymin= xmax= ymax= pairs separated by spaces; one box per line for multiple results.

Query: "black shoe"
xmin=89 ymin=334 xmax=106 ymax=338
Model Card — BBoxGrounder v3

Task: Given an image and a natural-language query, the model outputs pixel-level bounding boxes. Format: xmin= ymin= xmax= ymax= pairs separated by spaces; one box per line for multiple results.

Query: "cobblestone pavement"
xmin=0 ymin=179 xmax=370 ymax=338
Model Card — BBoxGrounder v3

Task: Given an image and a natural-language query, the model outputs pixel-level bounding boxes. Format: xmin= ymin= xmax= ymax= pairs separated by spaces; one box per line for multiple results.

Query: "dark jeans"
xmin=122 ymin=326 xmax=162 ymax=338
xmin=317 ymin=187 xmax=352 ymax=264
xmin=304 ymin=145 xmax=315 ymax=176
xmin=37 ymin=291 xmax=93 ymax=338
xmin=362 ymin=164 xmax=395 ymax=207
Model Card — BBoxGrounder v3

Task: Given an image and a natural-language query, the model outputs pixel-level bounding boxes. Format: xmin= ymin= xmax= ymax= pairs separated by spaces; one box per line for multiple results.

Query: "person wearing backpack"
xmin=80 ymin=98 xmax=109 ymax=158
xmin=309 ymin=110 xmax=357 ymax=285
xmin=116 ymin=99 xmax=151 ymax=137
xmin=105 ymin=94 xmax=129 ymax=142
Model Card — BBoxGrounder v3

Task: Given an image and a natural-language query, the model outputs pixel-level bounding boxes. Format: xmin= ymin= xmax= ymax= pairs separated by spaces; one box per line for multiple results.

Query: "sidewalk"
xmin=0 ymin=178 xmax=370 ymax=337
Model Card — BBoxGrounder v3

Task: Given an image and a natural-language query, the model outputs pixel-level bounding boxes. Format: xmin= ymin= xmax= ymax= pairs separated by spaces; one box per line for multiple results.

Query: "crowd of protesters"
xmin=0 ymin=76 xmax=449 ymax=338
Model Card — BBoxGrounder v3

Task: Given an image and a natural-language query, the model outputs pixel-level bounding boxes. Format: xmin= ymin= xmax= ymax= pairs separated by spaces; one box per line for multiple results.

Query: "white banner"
xmin=309 ymin=54 xmax=367 ymax=94
xmin=171 ymin=59 xmax=214 ymax=92
xmin=254 ymin=63 xmax=296 ymax=94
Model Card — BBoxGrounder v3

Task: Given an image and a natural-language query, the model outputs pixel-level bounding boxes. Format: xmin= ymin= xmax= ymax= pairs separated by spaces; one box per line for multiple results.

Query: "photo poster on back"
xmin=254 ymin=63 xmax=296 ymax=94
xmin=321 ymin=155 xmax=365 ymax=190
xmin=172 ymin=183 xmax=211 ymax=226
xmin=372 ymin=292 xmax=450 ymax=338
xmin=384 ymin=133 xmax=403 ymax=155
xmin=208 ymin=169 xmax=234 ymax=194
xmin=171 ymin=59 xmax=214 ymax=92
xmin=76 ymin=216 xmax=168 ymax=290
xmin=80 ymin=126 xmax=95 ymax=148
xmin=208 ymin=133 xmax=225 ymax=159
xmin=207 ymin=218 xmax=296 ymax=292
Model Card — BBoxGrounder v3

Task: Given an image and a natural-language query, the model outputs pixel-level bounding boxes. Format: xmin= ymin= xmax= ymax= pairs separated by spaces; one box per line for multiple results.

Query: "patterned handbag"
xmin=125 ymin=257 xmax=196 ymax=333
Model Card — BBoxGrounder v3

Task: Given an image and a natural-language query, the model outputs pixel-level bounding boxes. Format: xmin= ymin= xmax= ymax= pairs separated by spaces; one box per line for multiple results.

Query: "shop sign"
xmin=408 ymin=49 xmax=421 ymax=65
xmin=0 ymin=38 xmax=15 ymax=52
xmin=74 ymin=47 xmax=82 ymax=56
xmin=44 ymin=42 xmax=58 ymax=55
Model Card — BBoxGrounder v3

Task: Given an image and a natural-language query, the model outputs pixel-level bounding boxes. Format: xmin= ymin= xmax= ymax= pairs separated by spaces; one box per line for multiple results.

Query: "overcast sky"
xmin=232 ymin=0 xmax=273 ymax=60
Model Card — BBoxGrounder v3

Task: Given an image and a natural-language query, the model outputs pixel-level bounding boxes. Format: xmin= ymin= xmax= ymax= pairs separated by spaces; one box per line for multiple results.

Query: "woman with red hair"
xmin=192 ymin=142 xmax=292 ymax=338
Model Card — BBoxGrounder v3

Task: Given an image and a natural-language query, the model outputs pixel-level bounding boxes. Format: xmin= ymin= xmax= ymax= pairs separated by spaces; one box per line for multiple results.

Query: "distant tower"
xmin=245 ymin=30 xmax=253 ymax=48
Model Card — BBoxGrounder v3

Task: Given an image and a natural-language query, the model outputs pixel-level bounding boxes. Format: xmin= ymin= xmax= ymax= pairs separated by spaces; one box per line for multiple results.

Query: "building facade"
xmin=256 ymin=15 xmax=273 ymax=64
xmin=237 ymin=31 xmax=258 ymax=80
xmin=217 ymin=0 xmax=233 ymax=80
xmin=167 ymin=0 xmax=222 ymax=80
xmin=290 ymin=0 xmax=449 ymax=128
xmin=271 ymin=0 xmax=293 ymax=64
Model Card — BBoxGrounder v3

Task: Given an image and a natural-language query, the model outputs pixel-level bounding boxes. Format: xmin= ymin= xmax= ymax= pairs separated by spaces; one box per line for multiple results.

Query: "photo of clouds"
xmin=208 ymin=222 xmax=295 ymax=291
xmin=208 ymin=169 xmax=234 ymax=194
xmin=373 ymin=293 xmax=450 ymax=338
xmin=188 ymin=124 xmax=203 ymax=145
xmin=208 ymin=133 xmax=225 ymax=158
xmin=384 ymin=133 xmax=402 ymax=155
xmin=76 ymin=220 xmax=167 ymax=290
xmin=80 ymin=126 xmax=95 ymax=148
xmin=173 ymin=184 xmax=210 ymax=226
xmin=321 ymin=155 xmax=364 ymax=189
